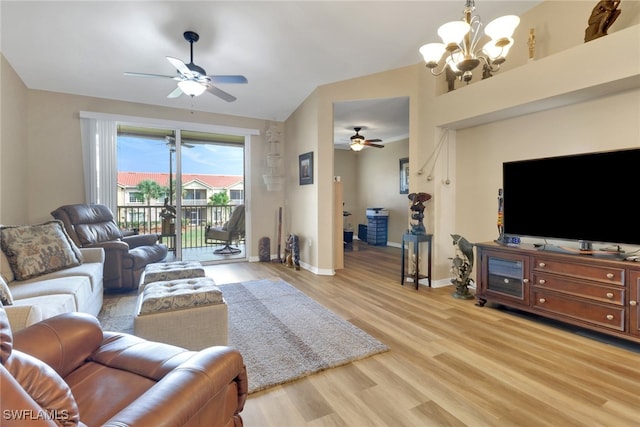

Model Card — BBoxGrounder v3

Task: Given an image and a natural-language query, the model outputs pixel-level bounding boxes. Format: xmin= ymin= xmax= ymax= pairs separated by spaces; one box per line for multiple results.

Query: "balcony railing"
xmin=116 ymin=204 xmax=235 ymax=250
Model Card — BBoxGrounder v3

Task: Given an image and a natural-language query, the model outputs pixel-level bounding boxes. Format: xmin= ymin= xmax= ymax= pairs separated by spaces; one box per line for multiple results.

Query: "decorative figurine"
xmin=160 ymin=197 xmax=176 ymax=235
xmin=284 ymin=233 xmax=300 ymax=270
xmin=408 ymin=192 xmax=432 ymax=235
xmin=584 ymin=0 xmax=621 ymax=42
xmin=528 ymin=28 xmax=536 ymax=60
xmin=497 ymin=188 xmax=504 ymax=242
xmin=450 ymin=234 xmax=475 ymax=300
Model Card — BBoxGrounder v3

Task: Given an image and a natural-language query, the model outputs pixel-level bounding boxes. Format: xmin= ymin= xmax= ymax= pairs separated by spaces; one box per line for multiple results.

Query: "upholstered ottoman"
xmin=140 ymin=260 xmax=205 ymax=290
xmin=133 ymin=277 xmax=228 ymax=350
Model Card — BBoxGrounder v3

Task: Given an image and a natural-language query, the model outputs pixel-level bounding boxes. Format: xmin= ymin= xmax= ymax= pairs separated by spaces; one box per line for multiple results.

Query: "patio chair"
xmin=205 ymin=205 xmax=245 ymax=254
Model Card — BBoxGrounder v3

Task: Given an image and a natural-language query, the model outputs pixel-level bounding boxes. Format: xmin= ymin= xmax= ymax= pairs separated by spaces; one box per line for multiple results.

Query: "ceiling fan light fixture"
xmin=350 ymin=141 xmax=365 ymax=152
xmin=178 ymin=79 xmax=206 ymax=96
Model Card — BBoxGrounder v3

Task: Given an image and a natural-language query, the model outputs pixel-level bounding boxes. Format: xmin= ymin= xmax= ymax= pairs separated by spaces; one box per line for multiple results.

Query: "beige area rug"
xmin=99 ymin=278 xmax=389 ymax=394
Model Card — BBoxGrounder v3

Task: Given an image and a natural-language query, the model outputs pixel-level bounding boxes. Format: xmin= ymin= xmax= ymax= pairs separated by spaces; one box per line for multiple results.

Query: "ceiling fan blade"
xmin=363 ymin=141 xmax=384 ymax=148
xmin=365 ymin=139 xmax=382 ymax=143
xmin=167 ymin=86 xmax=183 ymax=98
xmin=208 ymin=75 xmax=248 ymax=84
xmin=206 ymin=85 xmax=237 ymax=102
xmin=166 ymin=56 xmax=193 ymax=78
xmin=124 ymin=72 xmax=179 ymax=79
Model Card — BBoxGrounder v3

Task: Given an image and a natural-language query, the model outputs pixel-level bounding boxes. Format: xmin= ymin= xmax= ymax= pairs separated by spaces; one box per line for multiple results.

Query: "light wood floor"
xmin=206 ymin=241 xmax=640 ymax=427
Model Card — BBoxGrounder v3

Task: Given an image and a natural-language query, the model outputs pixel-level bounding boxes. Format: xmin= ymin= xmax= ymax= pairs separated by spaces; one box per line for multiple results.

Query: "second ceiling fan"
xmin=350 ymin=127 xmax=384 ymax=151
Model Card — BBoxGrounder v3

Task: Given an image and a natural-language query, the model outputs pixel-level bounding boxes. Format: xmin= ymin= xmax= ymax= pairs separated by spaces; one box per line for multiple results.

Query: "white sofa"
xmin=0 ymin=222 xmax=104 ymax=332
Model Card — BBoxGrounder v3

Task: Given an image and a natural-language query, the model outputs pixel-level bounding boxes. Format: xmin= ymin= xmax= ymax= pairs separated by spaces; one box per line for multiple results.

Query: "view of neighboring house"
xmin=117 ymin=171 xmax=243 ymax=225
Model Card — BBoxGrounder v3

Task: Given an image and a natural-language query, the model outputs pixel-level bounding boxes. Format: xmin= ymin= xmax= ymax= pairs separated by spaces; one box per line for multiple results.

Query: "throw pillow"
xmin=0 ymin=220 xmax=83 ymax=281
xmin=0 ymin=275 xmax=13 ymax=305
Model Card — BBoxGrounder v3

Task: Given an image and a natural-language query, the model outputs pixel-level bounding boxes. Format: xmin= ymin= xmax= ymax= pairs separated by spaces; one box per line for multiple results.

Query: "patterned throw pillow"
xmin=0 ymin=220 xmax=83 ymax=281
xmin=0 ymin=275 xmax=12 ymax=305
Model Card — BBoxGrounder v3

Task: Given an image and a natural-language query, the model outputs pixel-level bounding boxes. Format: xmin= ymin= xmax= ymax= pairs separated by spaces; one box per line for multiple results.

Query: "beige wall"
xmin=1 ymin=0 xmax=639 ymax=278
xmin=0 ymin=76 xmax=285 ymax=260
xmin=0 ymin=56 xmax=29 ymax=224
xmin=335 ymin=139 xmax=410 ymax=247
xmin=455 ymin=88 xmax=640 ymax=247
xmin=285 ymin=66 xmax=421 ymax=273
xmin=283 ymin=1 xmax=639 ymax=279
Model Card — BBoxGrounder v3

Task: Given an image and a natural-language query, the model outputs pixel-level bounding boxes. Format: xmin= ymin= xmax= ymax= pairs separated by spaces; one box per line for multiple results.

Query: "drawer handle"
xmin=538 ymin=262 xmax=546 ymax=268
xmin=631 ymin=301 xmax=638 ymax=307
xmin=606 ymin=273 xmax=614 ymax=279
xmin=606 ymin=292 xmax=614 ymax=299
xmin=538 ymin=279 xmax=546 ymax=285
xmin=539 ymin=298 xmax=546 ymax=303
xmin=606 ymin=314 xmax=614 ymax=321
xmin=523 ymin=279 xmax=529 ymax=284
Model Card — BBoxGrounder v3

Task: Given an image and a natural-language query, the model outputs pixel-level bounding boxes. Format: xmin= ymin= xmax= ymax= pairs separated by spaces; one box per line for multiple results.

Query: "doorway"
xmin=333 ymin=97 xmax=410 ymax=266
xmin=117 ymin=125 xmax=246 ymax=263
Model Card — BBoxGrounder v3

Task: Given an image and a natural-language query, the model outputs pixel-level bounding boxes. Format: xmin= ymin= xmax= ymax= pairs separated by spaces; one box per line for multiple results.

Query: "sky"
xmin=117 ymin=136 xmax=244 ymax=175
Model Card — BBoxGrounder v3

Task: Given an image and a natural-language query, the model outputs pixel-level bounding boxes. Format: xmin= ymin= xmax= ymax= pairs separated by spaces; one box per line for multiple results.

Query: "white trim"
xmin=79 ymin=111 xmax=260 ymax=137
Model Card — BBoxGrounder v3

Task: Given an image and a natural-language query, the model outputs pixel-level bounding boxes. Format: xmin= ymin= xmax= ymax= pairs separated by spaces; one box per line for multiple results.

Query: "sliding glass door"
xmin=117 ymin=125 xmax=245 ymax=263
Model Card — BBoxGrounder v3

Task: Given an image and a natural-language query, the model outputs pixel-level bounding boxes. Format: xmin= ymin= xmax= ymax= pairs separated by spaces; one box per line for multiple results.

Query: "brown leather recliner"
xmin=0 ymin=305 xmax=248 ymax=426
xmin=51 ymin=204 xmax=168 ymax=291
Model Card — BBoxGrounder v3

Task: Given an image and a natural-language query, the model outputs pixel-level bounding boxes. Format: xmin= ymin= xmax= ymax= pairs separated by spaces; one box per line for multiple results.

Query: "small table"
xmin=401 ymin=233 xmax=433 ymax=290
xmin=160 ymin=233 xmax=176 ymax=252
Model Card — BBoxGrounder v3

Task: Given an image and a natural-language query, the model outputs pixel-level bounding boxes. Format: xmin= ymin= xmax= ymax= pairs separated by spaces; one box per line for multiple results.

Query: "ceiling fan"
xmin=124 ymin=31 xmax=247 ymax=102
xmin=350 ymin=127 xmax=384 ymax=151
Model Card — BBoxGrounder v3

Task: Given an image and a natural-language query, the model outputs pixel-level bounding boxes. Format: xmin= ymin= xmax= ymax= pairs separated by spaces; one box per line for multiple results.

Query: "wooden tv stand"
xmin=476 ymin=242 xmax=640 ymax=343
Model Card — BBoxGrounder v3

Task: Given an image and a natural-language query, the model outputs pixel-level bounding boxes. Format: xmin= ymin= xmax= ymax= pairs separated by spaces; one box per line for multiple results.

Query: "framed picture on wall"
xmin=299 ymin=152 xmax=314 ymax=185
xmin=399 ymin=157 xmax=409 ymax=194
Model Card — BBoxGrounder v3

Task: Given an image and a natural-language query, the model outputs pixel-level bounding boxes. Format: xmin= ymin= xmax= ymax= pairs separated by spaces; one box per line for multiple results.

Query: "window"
xmin=184 ymin=189 xmax=207 ymax=201
xmin=129 ymin=192 xmax=144 ymax=203
xmin=230 ymin=189 xmax=244 ymax=202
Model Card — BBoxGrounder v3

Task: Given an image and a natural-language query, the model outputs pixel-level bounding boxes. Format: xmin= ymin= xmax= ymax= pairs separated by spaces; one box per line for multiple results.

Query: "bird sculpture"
xmin=450 ymin=234 xmax=475 ymax=299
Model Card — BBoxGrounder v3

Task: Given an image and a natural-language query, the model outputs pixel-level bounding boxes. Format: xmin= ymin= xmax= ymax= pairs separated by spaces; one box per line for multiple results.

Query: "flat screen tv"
xmin=502 ymin=148 xmax=640 ymax=247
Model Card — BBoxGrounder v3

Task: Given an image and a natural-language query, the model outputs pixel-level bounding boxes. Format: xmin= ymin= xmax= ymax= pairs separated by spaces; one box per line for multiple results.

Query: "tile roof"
xmin=118 ymin=172 xmax=242 ymax=189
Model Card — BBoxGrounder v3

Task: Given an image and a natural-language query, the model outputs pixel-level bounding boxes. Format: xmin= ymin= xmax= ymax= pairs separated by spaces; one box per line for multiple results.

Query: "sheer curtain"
xmin=79 ymin=114 xmax=117 ymax=213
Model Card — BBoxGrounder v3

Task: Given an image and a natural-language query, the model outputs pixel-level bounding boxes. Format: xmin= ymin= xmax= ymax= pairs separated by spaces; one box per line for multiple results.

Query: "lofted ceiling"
xmin=0 ymin=1 xmax=541 ymax=146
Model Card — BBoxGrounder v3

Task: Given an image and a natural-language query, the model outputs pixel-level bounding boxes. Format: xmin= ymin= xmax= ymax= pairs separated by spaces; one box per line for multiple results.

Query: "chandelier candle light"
xmin=419 ymin=0 xmax=520 ymax=83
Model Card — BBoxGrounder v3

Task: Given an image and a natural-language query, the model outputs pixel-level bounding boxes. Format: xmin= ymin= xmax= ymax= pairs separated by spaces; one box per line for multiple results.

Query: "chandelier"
xmin=419 ymin=0 xmax=520 ymax=83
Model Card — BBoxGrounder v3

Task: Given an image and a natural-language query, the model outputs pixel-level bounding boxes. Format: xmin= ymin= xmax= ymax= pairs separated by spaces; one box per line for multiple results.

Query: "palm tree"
xmin=136 ymin=179 xmax=164 ymax=232
xmin=209 ymin=189 xmax=230 ymax=206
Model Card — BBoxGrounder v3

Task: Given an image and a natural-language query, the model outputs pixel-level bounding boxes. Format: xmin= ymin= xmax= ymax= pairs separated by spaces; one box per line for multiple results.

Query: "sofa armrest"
xmin=12 ymin=312 xmax=103 ymax=378
xmin=122 ymin=233 xmax=160 ymax=249
xmin=102 ymin=347 xmax=247 ymax=427
xmin=3 ymin=305 xmax=44 ymax=333
xmin=78 ymin=247 xmax=105 ymax=264
xmin=85 ymin=240 xmax=130 ymax=254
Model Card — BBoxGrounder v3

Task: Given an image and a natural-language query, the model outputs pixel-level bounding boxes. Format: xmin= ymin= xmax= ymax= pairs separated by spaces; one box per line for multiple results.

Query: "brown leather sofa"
xmin=51 ymin=204 xmax=168 ymax=291
xmin=0 ymin=305 xmax=248 ymax=426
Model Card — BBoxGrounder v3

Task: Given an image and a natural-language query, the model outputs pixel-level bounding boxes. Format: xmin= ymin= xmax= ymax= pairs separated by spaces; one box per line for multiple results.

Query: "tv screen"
xmin=502 ymin=148 xmax=640 ymax=246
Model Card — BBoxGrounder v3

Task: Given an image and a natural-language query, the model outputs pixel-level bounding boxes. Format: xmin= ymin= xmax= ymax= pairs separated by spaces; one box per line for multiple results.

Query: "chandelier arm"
xmin=467 ymin=16 xmax=484 ymax=54
xmin=477 ymin=54 xmax=500 ymax=73
xmin=427 ymin=63 xmax=449 ymax=77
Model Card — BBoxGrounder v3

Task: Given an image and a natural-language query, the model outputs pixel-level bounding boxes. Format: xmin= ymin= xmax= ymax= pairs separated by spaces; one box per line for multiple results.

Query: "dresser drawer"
xmin=533 ymin=257 xmax=624 ymax=285
xmin=532 ymin=290 xmax=625 ymax=331
xmin=533 ymin=274 xmax=625 ymax=305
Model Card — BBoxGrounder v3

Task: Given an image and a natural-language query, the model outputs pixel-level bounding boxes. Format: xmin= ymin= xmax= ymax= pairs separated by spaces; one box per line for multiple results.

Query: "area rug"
xmin=98 ymin=278 xmax=388 ymax=393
